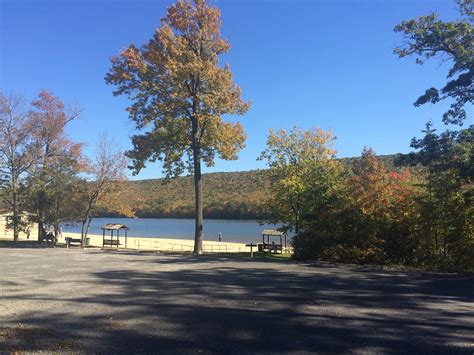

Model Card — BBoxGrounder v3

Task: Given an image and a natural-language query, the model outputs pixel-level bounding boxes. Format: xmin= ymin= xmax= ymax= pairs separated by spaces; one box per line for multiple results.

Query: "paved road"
xmin=0 ymin=247 xmax=473 ymax=353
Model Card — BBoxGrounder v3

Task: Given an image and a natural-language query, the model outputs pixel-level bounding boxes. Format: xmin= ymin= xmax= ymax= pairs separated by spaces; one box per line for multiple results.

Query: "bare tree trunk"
xmin=37 ymin=221 xmax=43 ymax=243
xmin=12 ymin=177 xmax=19 ymax=243
xmin=37 ymin=206 xmax=44 ymax=243
xmin=80 ymin=218 xmax=88 ymax=246
xmin=53 ymin=223 xmax=60 ymax=245
xmin=193 ymin=149 xmax=203 ymax=255
xmin=53 ymin=197 xmax=60 ymax=244
xmin=81 ymin=194 xmax=96 ymax=246
xmin=12 ymin=193 xmax=19 ymax=243
xmin=191 ymin=113 xmax=203 ymax=255
xmin=81 ymin=216 xmax=92 ymax=247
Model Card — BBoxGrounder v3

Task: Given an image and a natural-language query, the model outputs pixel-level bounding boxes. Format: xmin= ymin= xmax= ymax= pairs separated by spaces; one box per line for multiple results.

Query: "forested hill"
xmin=99 ymin=154 xmax=405 ymax=220
xmin=119 ymin=169 xmax=272 ymax=220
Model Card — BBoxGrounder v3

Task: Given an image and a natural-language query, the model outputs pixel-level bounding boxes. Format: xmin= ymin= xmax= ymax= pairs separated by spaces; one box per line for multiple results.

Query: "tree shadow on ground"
xmin=0 ymin=240 xmax=55 ymax=249
xmin=1 ymin=255 xmax=473 ymax=353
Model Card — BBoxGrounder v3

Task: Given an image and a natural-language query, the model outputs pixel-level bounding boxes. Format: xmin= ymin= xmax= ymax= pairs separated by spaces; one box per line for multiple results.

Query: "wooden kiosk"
xmin=101 ymin=223 xmax=129 ymax=248
xmin=258 ymin=229 xmax=286 ymax=253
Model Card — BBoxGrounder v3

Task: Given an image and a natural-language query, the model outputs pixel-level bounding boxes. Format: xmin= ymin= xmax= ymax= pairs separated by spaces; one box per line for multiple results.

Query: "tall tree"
xmin=105 ymin=0 xmax=250 ymax=254
xmin=27 ymin=90 xmax=82 ymax=241
xmin=349 ymin=148 xmax=413 ymax=263
xmin=394 ymin=0 xmax=473 ymax=125
xmin=395 ymin=0 xmax=473 ymax=270
xmin=407 ymin=123 xmax=473 ymax=269
xmin=0 ymin=92 xmax=39 ymax=242
xmin=259 ymin=127 xmax=338 ymax=234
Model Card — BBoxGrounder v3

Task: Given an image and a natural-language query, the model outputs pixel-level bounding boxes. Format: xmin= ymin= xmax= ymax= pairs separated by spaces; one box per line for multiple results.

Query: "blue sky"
xmin=1 ymin=0 xmax=470 ymax=179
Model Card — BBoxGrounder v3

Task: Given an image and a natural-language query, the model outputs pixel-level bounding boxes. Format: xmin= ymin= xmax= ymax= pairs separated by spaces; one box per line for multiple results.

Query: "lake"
xmin=62 ymin=218 xmax=284 ymax=244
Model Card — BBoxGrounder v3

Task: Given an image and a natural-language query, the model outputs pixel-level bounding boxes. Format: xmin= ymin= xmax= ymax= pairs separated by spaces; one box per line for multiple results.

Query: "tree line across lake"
xmin=94 ymin=154 xmax=402 ymax=220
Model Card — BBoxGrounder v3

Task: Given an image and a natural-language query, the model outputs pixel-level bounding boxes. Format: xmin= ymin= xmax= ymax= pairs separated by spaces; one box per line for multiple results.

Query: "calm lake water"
xmin=62 ymin=218 xmax=284 ymax=244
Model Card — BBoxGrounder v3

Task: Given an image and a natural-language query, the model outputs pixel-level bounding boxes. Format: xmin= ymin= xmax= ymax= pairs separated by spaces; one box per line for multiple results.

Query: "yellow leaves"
xmin=121 ymin=46 xmax=146 ymax=73
xmin=260 ymin=126 xmax=342 ymax=230
xmin=261 ymin=126 xmax=337 ymax=169
xmin=106 ymin=0 xmax=250 ymax=177
xmin=214 ymin=121 xmax=246 ymax=160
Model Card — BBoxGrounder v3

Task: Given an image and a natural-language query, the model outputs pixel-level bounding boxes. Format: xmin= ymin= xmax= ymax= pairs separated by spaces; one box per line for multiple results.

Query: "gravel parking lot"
xmin=0 ymin=246 xmax=473 ymax=353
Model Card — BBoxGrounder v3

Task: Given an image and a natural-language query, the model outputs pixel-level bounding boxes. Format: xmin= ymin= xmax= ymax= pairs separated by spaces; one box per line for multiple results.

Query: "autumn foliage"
xmin=106 ymin=0 xmax=250 ymax=254
xmin=261 ymin=127 xmax=472 ymax=271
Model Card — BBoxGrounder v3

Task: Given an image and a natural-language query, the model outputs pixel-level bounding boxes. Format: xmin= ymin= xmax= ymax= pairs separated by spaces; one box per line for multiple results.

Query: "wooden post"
xmin=102 ymin=229 xmax=105 ymax=247
xmin=246 ymin=243 xmax=257 ymax=258
xmin=125 ymin=229 xmax=128 ymax=249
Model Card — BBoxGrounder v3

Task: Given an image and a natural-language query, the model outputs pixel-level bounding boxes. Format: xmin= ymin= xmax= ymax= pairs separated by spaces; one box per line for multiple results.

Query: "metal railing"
xmin=132 ymin=239 xmax=245 ymax=253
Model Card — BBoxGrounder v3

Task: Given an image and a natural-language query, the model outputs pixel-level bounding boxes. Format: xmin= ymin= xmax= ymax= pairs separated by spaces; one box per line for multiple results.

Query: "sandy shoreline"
xmin=0 ymin=231 xmax=253 ymax=253
xmin=64 ymin=232 xmax=252 ymax=253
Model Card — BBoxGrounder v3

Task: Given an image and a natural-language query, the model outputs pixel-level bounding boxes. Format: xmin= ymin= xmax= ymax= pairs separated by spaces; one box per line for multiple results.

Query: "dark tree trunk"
xmin=54 ymin=223 xmax=60 ymax=245
xmin=37 ymin=206 xmax=44 ymax=243
xmin=80 ymin=217 xmax=91 ymax=247
xmin=12 ymin=201 xmax=19 ymax=242
xmin=53 ymin=198 xmax=61 ymax=244
xmin=12 ymin=177 xmax=19 ymax=243
xmin=193 ymin=148 xmax=204 ymax=255
xmin=81 ymin=193 xmax=97 ymax=246
xmin=82 ymin=217 xmax=92 ymax=247
xmin=38 ymin=221 xmax=44 ymax=243
xmin=191 ymin=112 xmax=204 ymax=255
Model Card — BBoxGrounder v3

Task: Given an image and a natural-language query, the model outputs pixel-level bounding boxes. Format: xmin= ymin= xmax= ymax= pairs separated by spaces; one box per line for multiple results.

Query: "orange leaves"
xmin=121 ymin=46 xmax=146 ymax=73
xmin=106 ymin=0 xmax=250 ymax=178
xmin=350 ymin=148 xmax=418 ymax=221
xmin=28 ymin=90 xmax=85 ymax=175
xmin=30 ymin=90 xmax=67 ymax=140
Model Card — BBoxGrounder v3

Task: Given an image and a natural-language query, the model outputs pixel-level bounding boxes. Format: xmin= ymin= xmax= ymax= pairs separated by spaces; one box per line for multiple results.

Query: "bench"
xmin=65 ymin=237 xmax=82 ymax=248
xmin=258 ymin=243 xmax=283 ymax=253
xmin=268 ymin=243 xmax=282 ymax=253
xmin=103 ymin=239 xmax=120 ymax=247
xmin=39 ymin=233 xmax=56 ymax=244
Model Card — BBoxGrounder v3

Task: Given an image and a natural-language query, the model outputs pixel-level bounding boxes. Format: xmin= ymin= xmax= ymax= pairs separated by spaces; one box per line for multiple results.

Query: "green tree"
xmin=105 ymin=0 xmax=250 ymax=254
xmin=407 ymin=123 xmax=473 ymax=269
xmin=259 ymin=127 xmax=338 ymax=234
xmin=394 ymin=0 xmax=473 ymax=125
xmin=0 ymin=92 xmax=39 ymax=242
xmin=395 ymin=0 xmax=473 ymax=270
xmin=26 ymin=90 xmax=82 ymax=242
xmin=293 ymin=158 xmax=348 ymax=260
